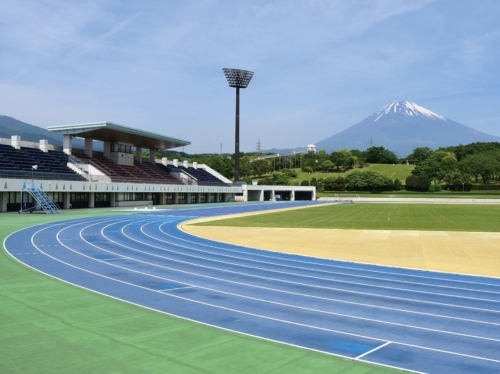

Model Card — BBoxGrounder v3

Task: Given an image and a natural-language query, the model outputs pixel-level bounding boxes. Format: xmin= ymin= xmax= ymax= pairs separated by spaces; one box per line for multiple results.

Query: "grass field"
xmin=195 ymin=203 xmax=500 ymax=232
xmin=0 ymin=208 xmax=401 ymax=374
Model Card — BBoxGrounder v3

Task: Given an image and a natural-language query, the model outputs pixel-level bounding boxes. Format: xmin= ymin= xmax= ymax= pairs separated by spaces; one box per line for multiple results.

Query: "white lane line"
xmin=115 ymin=219 xmax=500 ymax=306
xmin=161 ymin=286 xmax=195 ymax=292
xmin=85 ymin=222 xmax=500 ymax=326
xmin=21 ymin=228 xmax=500 ymax=366
xmin=355 ymin=341 xmax=392 ymax=360
xmin=171 ymin=220 xmax=500 ymax=288
xmin=149 ymin=222 xmax=500 ymax=296
xmin=105 ymin=219 xmax=500 ymax=316
xmin=55 ymin=219 xmax=500 ymax=342
xmin=0 ymin=221 xmax=435 ymax=374
xmin=137 ymin=221 xmax=500 ymax=302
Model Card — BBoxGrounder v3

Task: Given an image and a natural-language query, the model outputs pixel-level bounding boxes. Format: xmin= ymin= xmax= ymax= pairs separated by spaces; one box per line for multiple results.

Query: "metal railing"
xmin=0 ymin=169 xmax=85 ymax=181
xmin=20 ymin=181 xmax=61 ymax=214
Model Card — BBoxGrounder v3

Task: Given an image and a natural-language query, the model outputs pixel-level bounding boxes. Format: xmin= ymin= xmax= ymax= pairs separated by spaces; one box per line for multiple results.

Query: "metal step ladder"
xmin=20 ymin=182 xmax=61 ymax=214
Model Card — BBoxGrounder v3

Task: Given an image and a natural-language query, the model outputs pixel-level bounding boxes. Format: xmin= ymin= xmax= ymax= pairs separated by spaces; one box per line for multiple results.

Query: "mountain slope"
xmin=0 ymin=115 xmax=86 ymax=148
xmin=315 ymin=101 xmax=500 ymax=157
xmin=0 ymin=115 xmax=64 ymax=144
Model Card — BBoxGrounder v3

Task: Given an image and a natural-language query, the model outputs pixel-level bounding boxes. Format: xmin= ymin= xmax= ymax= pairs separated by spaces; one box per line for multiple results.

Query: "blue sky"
xmin=1 ymin=0 xmax=499 ymax=153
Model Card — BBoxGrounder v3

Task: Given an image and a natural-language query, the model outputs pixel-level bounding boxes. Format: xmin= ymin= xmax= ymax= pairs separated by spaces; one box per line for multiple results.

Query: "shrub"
xmin=300 ymin=180 xmax=310 ymax=186
xmin=282 ymin=169 xmax=297 ymax=178
xmin=393 ymin=178 xmax=402 ymax=191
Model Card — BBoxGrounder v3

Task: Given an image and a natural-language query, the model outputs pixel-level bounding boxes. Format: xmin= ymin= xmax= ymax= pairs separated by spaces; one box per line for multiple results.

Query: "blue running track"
xmin=4 ymin=201 xmax=500 ymax=374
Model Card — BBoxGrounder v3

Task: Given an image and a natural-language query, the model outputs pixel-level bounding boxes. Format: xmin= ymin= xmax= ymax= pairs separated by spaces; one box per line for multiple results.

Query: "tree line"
xmin=150 ymin=142 xmax=500 ymax=191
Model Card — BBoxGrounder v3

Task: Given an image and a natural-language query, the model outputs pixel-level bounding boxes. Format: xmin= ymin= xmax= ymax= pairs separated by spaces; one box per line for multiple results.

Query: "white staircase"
xmin=20 ymin=182 xmax=61 ymax=214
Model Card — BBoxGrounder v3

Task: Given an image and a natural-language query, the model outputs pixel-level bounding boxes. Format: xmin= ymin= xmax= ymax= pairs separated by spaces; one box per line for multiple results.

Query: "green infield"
xmin=195 ymin=203 xmax=500 ymax=232
xmin=0 ymin=208 xmax=401 ymax=374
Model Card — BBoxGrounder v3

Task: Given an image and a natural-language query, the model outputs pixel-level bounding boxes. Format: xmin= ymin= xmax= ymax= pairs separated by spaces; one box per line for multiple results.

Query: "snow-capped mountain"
xmin=314 ymin=101 xmax=500 ymax=157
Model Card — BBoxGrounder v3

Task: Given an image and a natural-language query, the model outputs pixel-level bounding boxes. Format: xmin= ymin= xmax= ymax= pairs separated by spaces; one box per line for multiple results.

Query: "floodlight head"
xmin=32 ymin=165 xmax=38 ymax=170
xmin=223 ymin=68 xmax=254 ymax=88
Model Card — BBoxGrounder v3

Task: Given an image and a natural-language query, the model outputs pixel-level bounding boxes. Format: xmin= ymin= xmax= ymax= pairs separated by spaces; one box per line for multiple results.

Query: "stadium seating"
xmin=74 ymin=153 xmax=183 ymax=184
xmin=178 ymin=165 xmax=228 ymax=185
xmin=0 ymin=144 xmax=85 ymax=181
xmin=0 ymin=143 xmax=227 ymax=186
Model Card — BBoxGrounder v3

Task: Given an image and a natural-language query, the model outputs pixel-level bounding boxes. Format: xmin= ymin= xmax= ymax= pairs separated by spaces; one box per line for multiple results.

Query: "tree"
xmin=324 ymin=177 xmax=336 ymax=191
xmin=406 ymin=147 xmax=433 ymax=162
xmin=363 ymin=146 xmax=399 ymax=164
xmin=443 ymin=171 xmax=473 ymax=191
xmin=345 ymin=171 xmax=394 ymax=191
xmin=411 ymin=151 xmax=459 ymax=184
xmin=393 ymin=178 xmax=402 ymax=191
xmin=322 ymin=159 xmax=334 ymax=173
xmin=405 ymin=175 xmax=431 ymax=191
xmin=330 ymin=149 xmax=358 ymax=171
xmin=460 ymin=151 xmax=500 ymax=185
xmin=250 ymin=159 xmax=272 ymax=178
xmin=272 ymin=172 xmax=290 ymax=186
xmin=205 ymin=156 xmax=234 ymax=179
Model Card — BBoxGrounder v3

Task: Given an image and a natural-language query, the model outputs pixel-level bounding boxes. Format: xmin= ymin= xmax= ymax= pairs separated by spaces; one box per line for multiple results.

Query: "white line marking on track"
xmin=172 ymin=220 xmax=500 ymax=288
xmin=141 ymin=221 xmax=500 ymax=301
xmin=355 ymin=341 xmax=392 ymax=360
xmin=41 ymin=217 xmax=500 ymax=344
xmin=91 ymin=218 xmax=500 ymax=321
xmin=18 ymin=223 xmax=500 ymax=366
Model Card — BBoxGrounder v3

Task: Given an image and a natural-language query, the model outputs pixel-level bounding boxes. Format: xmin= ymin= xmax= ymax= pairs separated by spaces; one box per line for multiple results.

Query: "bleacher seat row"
xmin=0 ymin=144 xmax=85 ymax=181
xmin=0 ymin=143 xmax=229 ymax=185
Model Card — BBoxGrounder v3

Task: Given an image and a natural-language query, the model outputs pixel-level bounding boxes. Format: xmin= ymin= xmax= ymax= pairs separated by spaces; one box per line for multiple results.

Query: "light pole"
xmin=223 ymin=68 xmax=254 ymax=182
xmin=31 ymin=165 xmax=38 ymax=186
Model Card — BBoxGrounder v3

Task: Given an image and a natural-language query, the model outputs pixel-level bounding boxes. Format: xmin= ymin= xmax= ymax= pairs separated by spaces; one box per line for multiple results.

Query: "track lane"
xmin=4 ymin=202 xmax=500 ymax=374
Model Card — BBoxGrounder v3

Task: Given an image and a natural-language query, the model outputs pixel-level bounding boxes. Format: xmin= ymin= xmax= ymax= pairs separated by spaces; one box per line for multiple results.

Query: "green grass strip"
xmin=196 ymin=203 xmax=500 ymax=232
xmin=0 ymin=208 xmax=400 ymax=373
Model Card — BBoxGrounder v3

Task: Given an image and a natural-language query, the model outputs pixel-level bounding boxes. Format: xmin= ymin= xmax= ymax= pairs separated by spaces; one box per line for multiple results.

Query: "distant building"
xmin=307 ymin=144 xmax=316 ymax=153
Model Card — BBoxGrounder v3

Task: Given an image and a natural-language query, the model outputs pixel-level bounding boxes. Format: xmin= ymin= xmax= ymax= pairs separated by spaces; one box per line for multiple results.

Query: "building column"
xmin=63 ymin=135 xmax=72 ymax=155
xmin=159 ymin=192 xmax=166 ymax=206
xmin=64 ymin=192 xmax=71 ymax=209
xmin=186 ymin=193 xmax=191 ymax=204
xmin=0 ymin=192 xmax=7 ymax=212
xmin=149 ymin=149 xmax=156 ymax=163
xmin=173 ymin=193 xmax=179 ymax=204
xmin=85 ymin=138 xmax=93 ymax=157
xmin=89 ymin=192 xmax=95 ymax=208
xmin=135 ymin=147 xmax=142 ymax=163
xmin=103 ymin=141 xmax=111 ymax=159
xmin=291 ymin=190 xmax=295 ymax=201
xmin=110 ymin=192 xmax=116 ymax=207
xmin=271 ymin=190 xmax=275 ymax=201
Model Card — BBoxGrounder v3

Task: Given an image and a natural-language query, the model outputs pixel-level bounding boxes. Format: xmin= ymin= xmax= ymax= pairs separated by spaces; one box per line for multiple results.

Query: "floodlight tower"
xmin=223 ymin=68 xmax=254 ymax=182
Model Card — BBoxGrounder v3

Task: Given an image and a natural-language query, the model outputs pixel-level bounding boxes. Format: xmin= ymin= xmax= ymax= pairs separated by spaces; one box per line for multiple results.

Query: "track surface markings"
xmin=4 ymin=202 xmax=500 ymax=374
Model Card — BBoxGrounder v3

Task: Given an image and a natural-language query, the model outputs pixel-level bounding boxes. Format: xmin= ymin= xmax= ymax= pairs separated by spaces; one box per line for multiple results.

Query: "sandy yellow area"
xmin=181 ymin=224 xmax=500 ymax=278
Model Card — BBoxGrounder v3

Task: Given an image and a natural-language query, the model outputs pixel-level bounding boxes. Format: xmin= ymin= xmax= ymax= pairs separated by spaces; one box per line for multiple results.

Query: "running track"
xmin=4 ymin=202 xmax=500 ymax=374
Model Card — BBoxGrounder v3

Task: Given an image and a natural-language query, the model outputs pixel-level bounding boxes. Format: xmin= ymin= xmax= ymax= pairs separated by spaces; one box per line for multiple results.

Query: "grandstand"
xmin=0 ymin=121 xmax=315 ymax=212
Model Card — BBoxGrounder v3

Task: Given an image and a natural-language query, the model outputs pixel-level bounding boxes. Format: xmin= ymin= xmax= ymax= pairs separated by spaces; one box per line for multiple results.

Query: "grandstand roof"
xmin=48 ymin=122 xmax=190 ymax=150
